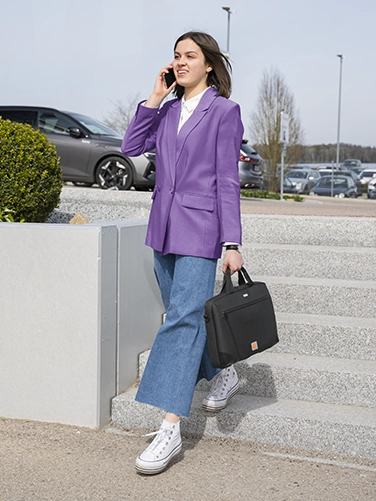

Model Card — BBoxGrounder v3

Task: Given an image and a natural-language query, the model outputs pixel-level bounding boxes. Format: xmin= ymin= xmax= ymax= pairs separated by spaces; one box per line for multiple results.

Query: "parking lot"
xmin=240 ymin=194 xmax=376 ymax=218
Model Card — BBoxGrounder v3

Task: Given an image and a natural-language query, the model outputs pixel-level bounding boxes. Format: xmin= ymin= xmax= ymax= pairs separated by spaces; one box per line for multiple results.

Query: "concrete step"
xmin=111 ymin=387 xmax=376 ymax=460
xmin=274 ymin=312 xmax=376 ymax=360
xmin=138 ymin=350 xmax=376 ymax=408
xmin=241 ymin=214 xmax=376 ymax=248
xmin=201 ymin=353 xmax=376 ymax=408
xmin=240 ymin=243 xmax=376 ymax=281
xmin=214 ymin=275 xmax=376 ymax=318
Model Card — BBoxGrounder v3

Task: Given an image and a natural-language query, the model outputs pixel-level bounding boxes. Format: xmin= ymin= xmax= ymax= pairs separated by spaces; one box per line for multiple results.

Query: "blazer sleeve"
xmin=215 ymin=103 xmax=244 ymax=245
xmin=121 ymin=101 xmax=160 ymax=156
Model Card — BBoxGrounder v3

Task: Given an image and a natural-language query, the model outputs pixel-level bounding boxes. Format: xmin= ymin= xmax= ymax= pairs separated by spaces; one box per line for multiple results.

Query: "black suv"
xmin=0 ymin=106 xmax=155 ymax=190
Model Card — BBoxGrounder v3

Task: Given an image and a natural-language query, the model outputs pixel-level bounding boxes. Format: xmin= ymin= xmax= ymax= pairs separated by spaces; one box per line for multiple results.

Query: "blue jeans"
xmin=135 ymin=251 xmax=220 ymax=417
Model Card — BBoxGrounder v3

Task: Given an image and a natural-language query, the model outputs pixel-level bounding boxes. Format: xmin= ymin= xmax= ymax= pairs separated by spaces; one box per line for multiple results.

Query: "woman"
xmin=121 ymin=31 xmax=244 ymax=475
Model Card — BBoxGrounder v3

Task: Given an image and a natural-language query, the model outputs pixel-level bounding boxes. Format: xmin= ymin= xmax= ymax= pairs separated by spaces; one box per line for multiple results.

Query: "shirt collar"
xmin=182 ymin=87 xmax=210 ymax=113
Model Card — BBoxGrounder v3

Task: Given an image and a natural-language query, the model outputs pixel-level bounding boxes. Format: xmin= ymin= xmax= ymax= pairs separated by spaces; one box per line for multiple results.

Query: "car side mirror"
xmin=68 ymin=127 xmax=83 ymax=139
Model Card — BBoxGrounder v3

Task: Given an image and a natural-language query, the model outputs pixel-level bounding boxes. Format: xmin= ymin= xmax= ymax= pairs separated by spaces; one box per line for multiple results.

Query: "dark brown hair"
xmin=173 ymin=31 xmax=232 ymax=99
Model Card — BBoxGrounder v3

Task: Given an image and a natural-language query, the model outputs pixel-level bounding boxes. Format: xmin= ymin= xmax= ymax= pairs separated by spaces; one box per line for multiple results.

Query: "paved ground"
xmin=240 ymin=194 xmax=376 ymax=217
xmin=2 ymin=193 xmax=375 ymax=501
xmin=1 ymin=417 xmax=375 ymax=501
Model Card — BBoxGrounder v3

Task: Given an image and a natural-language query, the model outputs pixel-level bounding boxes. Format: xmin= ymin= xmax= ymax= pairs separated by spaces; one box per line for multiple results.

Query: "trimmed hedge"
xmin=241 ymin=189 xmax=303 ymax=202
xmin=0 ymin=118 xmax=63 ymax=223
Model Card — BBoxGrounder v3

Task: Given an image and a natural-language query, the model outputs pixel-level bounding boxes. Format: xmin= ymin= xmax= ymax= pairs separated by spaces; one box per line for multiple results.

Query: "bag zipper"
xmin=223 ymin=295 xmax=268 ymax=316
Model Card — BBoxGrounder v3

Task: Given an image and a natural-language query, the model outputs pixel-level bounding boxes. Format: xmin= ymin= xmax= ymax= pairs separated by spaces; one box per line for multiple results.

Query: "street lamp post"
xmin=222 ymin=6 xmax=232 ymax=57
xmin=334 ymin=54 xmax=344 ymax=196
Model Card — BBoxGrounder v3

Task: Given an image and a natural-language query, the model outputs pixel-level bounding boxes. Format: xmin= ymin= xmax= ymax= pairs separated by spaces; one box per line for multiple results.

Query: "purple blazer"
xmin=121 ymin=87 xmax=244 ymax=259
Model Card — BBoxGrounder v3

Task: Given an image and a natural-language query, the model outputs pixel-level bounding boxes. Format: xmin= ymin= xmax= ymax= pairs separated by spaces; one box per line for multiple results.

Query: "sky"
xmin=1 ymin=0 xmax=375 ymax=147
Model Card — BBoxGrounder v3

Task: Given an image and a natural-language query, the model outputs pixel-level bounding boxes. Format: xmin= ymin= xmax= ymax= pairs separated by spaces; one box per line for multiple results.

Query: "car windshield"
xmin=318 ymin=177 xmax=348 ymax=188
xmin=286 ymin=171 xmax=308 ymax=179
xmin=68 ymin=112 xmax=121 ymax=137
xmin=343 ymin=161 xmax=359 ymax=167
xmin=360 ymin=171 xmax=376 ymax=179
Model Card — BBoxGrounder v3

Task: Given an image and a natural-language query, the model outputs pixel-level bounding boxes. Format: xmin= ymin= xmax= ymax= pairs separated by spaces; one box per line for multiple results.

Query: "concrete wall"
xmin=0 ymin=220 xmax=163 ymax=428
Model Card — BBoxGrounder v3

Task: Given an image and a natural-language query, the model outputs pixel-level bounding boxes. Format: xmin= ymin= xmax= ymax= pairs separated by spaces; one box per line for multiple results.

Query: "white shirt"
xmin=177 ymin=87 xmax=210 ymax=133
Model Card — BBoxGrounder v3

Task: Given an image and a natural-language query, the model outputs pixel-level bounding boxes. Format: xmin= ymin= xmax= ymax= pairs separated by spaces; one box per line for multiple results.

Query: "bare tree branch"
xmin=103 ymin=94 xmax=140 ymax=135
xmin=249 ymin=68 xmax=305 ymax=191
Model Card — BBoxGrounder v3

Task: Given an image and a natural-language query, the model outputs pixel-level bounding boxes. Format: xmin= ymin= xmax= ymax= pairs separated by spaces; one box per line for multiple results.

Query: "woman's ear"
xmin=206 ymin=65 xmax=213 ymax=73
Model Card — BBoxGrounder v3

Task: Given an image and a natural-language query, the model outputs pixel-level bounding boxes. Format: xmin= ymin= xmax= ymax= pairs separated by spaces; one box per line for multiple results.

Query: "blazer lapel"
xmin=175 ymin=87 xmax=218 ymax=164
xmin=165 ymin=99 xmax=181 ymax=186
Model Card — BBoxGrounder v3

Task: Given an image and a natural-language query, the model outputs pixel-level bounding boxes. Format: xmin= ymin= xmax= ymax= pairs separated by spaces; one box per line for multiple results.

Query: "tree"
xmin=249 ymin=67 xmax=304 ymax=191
xmin=103 ymin=93 xmax=140 ymax=135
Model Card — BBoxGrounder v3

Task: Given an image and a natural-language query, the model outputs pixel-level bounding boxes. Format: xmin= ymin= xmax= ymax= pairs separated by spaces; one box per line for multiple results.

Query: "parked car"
xmin=368 ymin=186 xmax=376 ymax=199
xmin=0 ymin=106 xmax=156 ymax=190
xmin=359 ymin=169 xmax=376 ymax=190
xmin=367 ymin=177 xmax=376 ymax=198
xmin=318 ymin=168 xmax=363 ymax=196
xmin=310 ymin=175 xmax=358 ymax=198
xmin=277 ymin=177 xmax=299 ymax=194
xmin=238 ymin=140 xmax=264 ymax=189
xmin=285 ymin=168 xmax=321 ymax=194
xmin=342 ymin=159 xmax=362 ymax=171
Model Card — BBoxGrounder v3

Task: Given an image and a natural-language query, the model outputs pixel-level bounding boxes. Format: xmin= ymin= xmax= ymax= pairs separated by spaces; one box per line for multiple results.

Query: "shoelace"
xmin=142 ymin=427 xmax=173 ymax=454
xmin=209 ymin=369 xmax=230 ymax=397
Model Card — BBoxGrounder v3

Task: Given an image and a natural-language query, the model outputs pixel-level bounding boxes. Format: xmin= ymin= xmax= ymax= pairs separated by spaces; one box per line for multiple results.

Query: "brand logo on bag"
xmin=251 ymin=341 xmax=258 ymax=351
xmin=243 ymin=293 xmax=248 ymax=297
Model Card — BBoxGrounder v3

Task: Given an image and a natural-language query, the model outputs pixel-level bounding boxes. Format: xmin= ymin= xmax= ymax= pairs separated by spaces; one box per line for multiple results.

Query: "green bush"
xmin=241 ymin=189 xmax=303 ymax=202
xmin=0 ymin=118 xmax=63 ymax=222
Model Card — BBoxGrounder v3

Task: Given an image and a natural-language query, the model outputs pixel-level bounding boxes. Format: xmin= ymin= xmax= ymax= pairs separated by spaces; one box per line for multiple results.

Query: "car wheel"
xmin=95 ymin=156 xmax=133 ymax=190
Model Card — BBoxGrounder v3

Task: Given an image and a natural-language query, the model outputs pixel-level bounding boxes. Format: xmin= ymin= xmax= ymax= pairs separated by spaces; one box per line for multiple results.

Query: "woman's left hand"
xmin=222 ymin=250 xmax=244 ymax=274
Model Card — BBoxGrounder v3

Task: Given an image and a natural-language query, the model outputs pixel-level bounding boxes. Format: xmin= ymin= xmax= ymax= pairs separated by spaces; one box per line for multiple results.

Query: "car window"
xmin=286 ymin=171 xmax=308 ymax=179
xmin=67 ymin=112 xmax=120 ymax=137
xmin=38 ymin=112 xmax=76 ymax=135
xmin=0 ymin=109 xmax=35 ymax=125
xmin=335 ymin=178 xmax=349 ymax=187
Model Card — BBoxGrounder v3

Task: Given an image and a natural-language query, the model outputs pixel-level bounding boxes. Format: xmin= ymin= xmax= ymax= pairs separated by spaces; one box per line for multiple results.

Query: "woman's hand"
xmin=222 ymin=250 xmax=244 ymax=275
xmin=144 ymin=65 xmax=177 ymax=108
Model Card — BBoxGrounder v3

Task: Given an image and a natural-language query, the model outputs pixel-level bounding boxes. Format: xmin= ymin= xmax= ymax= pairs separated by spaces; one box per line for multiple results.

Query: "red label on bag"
xmin=251 ymin=341 xmax=258 ymax=351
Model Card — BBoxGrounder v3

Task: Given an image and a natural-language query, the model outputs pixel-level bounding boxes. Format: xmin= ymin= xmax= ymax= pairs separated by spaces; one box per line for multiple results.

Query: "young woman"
xmin=121 ymin=31 xmax=244 ymax=475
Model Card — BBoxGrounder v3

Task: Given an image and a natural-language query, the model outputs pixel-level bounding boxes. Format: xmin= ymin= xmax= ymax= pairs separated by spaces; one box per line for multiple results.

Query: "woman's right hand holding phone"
xmin=144 ymin=65 xmax=176 ymax=108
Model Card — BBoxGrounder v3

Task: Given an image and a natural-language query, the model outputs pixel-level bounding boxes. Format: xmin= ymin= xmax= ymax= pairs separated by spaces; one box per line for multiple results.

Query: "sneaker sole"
xmin=135 ymin=441 xmax=182 ymax=475
xmin=202 ymin=380 xmax=240 ymax=412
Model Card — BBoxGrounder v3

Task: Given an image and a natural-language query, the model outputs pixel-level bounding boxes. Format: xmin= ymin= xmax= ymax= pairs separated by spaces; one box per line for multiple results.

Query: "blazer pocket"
xmin=182 ymin=193 xmax=214 ymax=212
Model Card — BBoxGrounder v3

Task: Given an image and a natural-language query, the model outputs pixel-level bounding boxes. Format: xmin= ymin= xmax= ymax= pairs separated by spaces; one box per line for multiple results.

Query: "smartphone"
xmin=164 ymin=68 xmax=176 ymax=88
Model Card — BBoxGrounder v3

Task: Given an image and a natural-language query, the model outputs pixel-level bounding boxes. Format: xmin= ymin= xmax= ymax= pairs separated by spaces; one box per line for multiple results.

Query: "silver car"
xmin=285 ymin=168 xmax=321 ymax=194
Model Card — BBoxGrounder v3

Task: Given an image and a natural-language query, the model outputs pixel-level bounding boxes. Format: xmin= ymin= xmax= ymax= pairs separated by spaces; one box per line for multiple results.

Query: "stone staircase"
xmin=111 ymin=214 xmax=376 ymax=460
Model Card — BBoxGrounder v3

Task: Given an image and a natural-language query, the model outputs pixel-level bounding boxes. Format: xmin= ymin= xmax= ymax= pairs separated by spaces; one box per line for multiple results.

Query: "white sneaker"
xmin=135 ymin=420 xmax=182 ymax=475
xmin=202 ymin=365 xmax=239 ymax=412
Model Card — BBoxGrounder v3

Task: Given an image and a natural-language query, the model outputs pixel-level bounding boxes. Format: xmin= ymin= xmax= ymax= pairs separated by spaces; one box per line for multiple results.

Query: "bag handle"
xmin=221 ymin=266 xmax=254 ymax=294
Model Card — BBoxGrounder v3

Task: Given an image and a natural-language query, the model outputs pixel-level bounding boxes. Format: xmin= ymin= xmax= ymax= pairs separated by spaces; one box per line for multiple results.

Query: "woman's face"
xmin=173 ymin=38 xmax=212 ymax=94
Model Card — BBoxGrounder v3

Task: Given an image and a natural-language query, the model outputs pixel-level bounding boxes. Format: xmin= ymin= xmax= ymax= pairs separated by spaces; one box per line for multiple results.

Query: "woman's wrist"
xmin=144 ymin=93 xmax=164 ymax=108
xmin=224 ymin=245 xmax=240 ymax=252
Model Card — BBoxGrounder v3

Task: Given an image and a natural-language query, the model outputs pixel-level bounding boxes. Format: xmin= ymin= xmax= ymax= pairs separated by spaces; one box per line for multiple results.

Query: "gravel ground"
xmin=49 ymin=185 xmax=376 ymax=224
xmin=1 ymin=417 xmax=375 ymax=501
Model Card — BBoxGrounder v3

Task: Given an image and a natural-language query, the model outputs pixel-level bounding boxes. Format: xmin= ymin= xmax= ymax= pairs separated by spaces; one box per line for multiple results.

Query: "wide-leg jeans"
xmin=135 ymin=251 xmax=220 ymax=418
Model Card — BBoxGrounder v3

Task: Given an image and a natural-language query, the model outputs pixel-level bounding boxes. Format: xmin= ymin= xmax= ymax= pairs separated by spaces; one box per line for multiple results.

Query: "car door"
xmin=37 ymin=111 xmax=92 ymax=181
